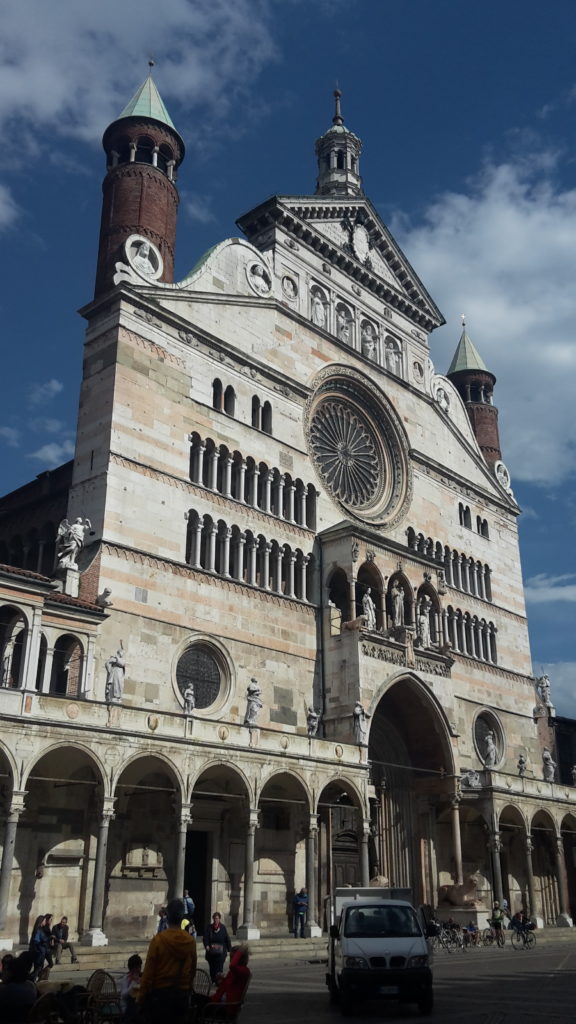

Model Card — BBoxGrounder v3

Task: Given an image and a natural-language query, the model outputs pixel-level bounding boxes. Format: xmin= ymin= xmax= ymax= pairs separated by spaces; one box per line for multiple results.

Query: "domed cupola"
xmin=315 ymin=89 xmax=363 ymax=197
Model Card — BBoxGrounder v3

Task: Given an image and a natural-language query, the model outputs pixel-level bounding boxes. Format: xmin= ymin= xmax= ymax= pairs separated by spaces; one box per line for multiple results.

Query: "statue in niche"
xmin=571 ymin=765 xmax=576 ymax=787
xmin=537 ymin=674 xmax=553 ymax=707
xmin=361 ymin=322 xmax=376 ymax=359
xmin=55 ymin=517 xmax=92 ymax=570
xmin=517 ymin=755 xmax=527 ymax=777
xmin=250 ymin=263 xmax=271 ymax=294
xmin=542 ymin=748 xmax=556 ymax=782
xmin=362 ymin=588 xmax=377 ymax=631
xmin=336 ymin=308 xmax=350 ymax=343
xmin=417 ymin=595 xmax=432 ymax=647
xmin=385 ymin=340 xmax=401 ymax=375
xmin=436 ymin=386 xmax=450 ymax=414
xmin=390 ymin=580 xmax=405 ymax=627
xmin=353 ymin=701 xmax=371 ymax=746
xmin=183 ymin=683 xmax=195 ymax=716
xmin=311 ymin=290 xmax=326 ymax=327
xmin=131 ymin=240 xmax=156 ymax=277
xmin=105 ymin=643 xmax=125 ymax=703
xmin=483 ymin=730 xmax=497 ymax=768
xmin=244 ymin=678 xmax=263 ymax=727
xmin=306 ymin=706 xmax=321 ymax=738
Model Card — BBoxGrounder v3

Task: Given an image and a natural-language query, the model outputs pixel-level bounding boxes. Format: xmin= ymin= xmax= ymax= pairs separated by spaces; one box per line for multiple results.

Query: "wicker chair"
xmin=85 ymin=970 xmax=122 ymax=1024
xmin=192 ymin=968 xmax=212 ymax=998
xmin=26 ymin=992 xmax=59 ymax=1023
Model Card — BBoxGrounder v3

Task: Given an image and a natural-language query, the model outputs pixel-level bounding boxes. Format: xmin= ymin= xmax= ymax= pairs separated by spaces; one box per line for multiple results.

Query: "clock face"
xmin=352 ymin=224 xmax=370 ymax=262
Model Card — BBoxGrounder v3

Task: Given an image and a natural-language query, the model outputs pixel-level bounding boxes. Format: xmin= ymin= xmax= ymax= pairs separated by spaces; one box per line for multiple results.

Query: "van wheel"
xmin=418 ymin=990 xmax=434 ymax=1015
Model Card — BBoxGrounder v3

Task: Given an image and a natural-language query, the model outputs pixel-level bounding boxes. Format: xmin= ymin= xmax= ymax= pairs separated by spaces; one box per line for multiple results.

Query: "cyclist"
xmin=490 ymin=901 xmax=505 ymax=946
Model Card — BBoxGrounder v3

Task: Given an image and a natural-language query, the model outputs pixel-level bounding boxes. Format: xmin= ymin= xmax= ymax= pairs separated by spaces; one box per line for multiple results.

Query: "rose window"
xmin=310 ymin=402 xmax=379 ymax=507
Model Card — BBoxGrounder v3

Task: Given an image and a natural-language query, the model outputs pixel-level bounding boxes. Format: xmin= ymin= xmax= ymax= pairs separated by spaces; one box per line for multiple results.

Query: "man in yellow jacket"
xmin=138 ymin=898 xmax=197 ymax=1023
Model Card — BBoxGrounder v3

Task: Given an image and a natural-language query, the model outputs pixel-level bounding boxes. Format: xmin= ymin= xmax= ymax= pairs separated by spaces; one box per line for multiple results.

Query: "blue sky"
xmin=1 ymin=0 xmax=575 ymax=711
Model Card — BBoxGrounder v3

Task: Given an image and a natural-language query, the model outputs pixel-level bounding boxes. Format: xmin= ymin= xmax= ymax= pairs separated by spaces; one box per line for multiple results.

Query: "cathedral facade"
xmin=0 ymin=78 xmax=575 ymax=946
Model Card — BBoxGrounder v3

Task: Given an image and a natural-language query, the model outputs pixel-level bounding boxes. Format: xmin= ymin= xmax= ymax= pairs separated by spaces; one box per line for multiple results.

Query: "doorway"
xmin=185 ymin=830 xmax=209 ymax=936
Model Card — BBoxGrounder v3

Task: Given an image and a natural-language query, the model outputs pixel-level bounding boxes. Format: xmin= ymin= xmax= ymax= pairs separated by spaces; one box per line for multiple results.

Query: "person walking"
xmin=157 ymin=907 xmax=168 ymax=933
xmin=183 ymin=890 xmax=195 ymax=918
xmin=52 ymin=915 xmax=79 ymax=964
xmin=29 ymin=914 xmax=54 ymax=981
xmin=203 ymin=912 xmax=231 ymax=982
xmin=138 ymin=898 xmax=196 ymax=1024
xmin=292 ymin=888 xmax=308 ymax=938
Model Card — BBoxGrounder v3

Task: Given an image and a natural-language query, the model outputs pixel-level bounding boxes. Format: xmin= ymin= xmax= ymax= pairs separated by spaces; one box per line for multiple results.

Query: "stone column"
xmin=264 ymin=471 xmax=274 ymax=514
xmin=476 ymin=565 xmax=485 ymax=600
xmin=249 ymin=467 xmax=259 ymax=508
xmin=173 ymin=807 xmax=191 ymax=899
xmin=247 ymin=540 xmax=257 ymax=586
xmin=83 ymin=634 xmax=97 ymax=698
xmin=361 ymin=819 xmax=371 ymax=887
xmin=286 ymin=484 xmax=296 ymax=523
xmin=273 ymin=548 xmax=283 ymax=593
xmin=469 ymin=560 xmax=477 ymax=596
xmin=196 ymin=441 xmax=206 ymax=483
xmin=237 ymin=809 xmax=260 ymax=939
xmin=349 ymin=576 xmax=357 ymax=621
xmin=286 ymin=553 xmax=296 ymax=598
xmin=297 ymin=488 xmax=307 ymax=526
xmin=192 ymin=521 xmax=202 ymax=569
xmin=276 ymin=475 xmax=285 ymax=518
xmin=524 ymin=834 xmax=536 ymax=920
xmin=554 ymin=835 xmax=573 ymax=926
xmin=83 ymin=798 xmax=115 ymax=945
xmin=489 ymin=830 xmax=504 ymax=905
xmin=238 ymin=460 xmax=247 ymax=503
xmin=223 ymin=456 xmax=233 ymax=499
xmin=221 ymin=527 xmax=232 ymax=578
xmin=304 ymin=815 xmax=322 ymax=937
xmin=299 ymin=555 xmax=309 ymax=602
xmin=451 ymin=796 xmax=464 ymax=886
xmin=207 ymin=525 xmax=217 ymax=572
xmin=460 ymin=555 xmax=469 ymax=593
xmin=23 ymin=606 xmax=43 ymax=691
xmin=209 ymin=450 xmax=219 ymax=491
xmin=235 ymin=533 xmax=246 ymax=580
xmin=0 ymin=791 xmax=26 ymax=948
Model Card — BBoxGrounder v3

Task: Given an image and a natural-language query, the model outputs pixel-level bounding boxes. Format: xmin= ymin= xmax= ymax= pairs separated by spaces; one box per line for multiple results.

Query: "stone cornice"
xmin=410 ymin=448 xmax=519 ymax=515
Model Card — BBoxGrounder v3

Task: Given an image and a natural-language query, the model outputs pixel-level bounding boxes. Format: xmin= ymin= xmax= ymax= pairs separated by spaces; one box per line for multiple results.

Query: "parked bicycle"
xmin=482 ymin=925 xmax=505 ymax=947
xmin=510 ymin=915 xmax=536 ymax=950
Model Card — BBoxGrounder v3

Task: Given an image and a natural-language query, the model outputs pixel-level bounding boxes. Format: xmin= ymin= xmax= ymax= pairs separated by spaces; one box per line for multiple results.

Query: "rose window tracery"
xmin=310 ymin=402 xmax=379 ymax=507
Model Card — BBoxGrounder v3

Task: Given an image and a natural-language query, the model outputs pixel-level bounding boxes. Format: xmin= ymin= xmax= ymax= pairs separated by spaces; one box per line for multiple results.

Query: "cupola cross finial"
xmin=461 ymin=312 xmax=466 ymax=328
xmin=333 ymin=86 xmax=343 ymax=126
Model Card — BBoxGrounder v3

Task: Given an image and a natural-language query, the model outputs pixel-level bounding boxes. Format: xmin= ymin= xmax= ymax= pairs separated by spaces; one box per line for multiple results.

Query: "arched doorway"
xmin=108 ymin=756 xmax=182 ymax=938
xmin=531 ymin=810 xmax=559 ymax=924
xmin=18 ymin=746 xmax=104 ymax=942
xmin=317 ymin=780 xmax=364 ymax=927
xmin=499 ymin=805 xmax=529 ymax=915
xmin=257 ymin=772 xmax=310 ymax=934
xmin=191 ymin=764 xmax=251 ymax=937
xmin=369 ymin=676 xmax=454 ymax=906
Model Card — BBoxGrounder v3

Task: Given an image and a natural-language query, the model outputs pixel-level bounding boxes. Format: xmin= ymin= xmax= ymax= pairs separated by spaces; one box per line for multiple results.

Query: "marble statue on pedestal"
xmin=517 ymin=755 xmax=527 ymax=777
xmin=417 ymin=595 xmax=432 ymax=647
xmin=183 ymin=684 xmax=195 ymax=716
xmin=306 ymin=706 xmax=321 ymax=738
xmin=244 ymin=678 xmax=263 ymax=727
xmin=105 ymin=643 xmax=125 ymax=703
xmin=483 ymin=730 xmax=497 ymax=768
xmin=542 ymin=748 xmax=556 ymax=782
xmin=353 ymin=701 xmax=371 ymax=746
xmin=391 ymin=581 xmax=404 ymax=627
xmin=571 ymin=765 xmax=576 ymax=787
xmin=537 ymin=674 xmax=553 ymax=708
xmin=56 ymin=517 xmax=92 ymax=570
xmin=362 ymin=588 xmax=377 ymax=631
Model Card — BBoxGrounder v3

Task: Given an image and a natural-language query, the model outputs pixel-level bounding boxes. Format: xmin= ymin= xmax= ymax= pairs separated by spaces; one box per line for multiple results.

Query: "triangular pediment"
xmin=237 ymin=195 xmax=444 ymax=332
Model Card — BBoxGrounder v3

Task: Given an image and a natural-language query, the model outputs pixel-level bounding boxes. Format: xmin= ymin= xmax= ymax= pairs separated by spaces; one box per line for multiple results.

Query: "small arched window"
xmin=251 ymin=395 xmax=261 ymax=429
xmin=262 ymin=401 xmax=272 ymax=435
xmin=212 ymin=379 xmax=223 ymax=411
xmin=336 ymin=150 xmax=345 ymax=170
xmin=224 ymin=385 xmax=236 ymax=416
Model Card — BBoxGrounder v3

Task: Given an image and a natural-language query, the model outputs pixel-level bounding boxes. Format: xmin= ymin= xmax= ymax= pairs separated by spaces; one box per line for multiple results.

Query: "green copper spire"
xmin=447 ymin=320 xmax=488 ymax=374
xmin=117 ymin=72 xmax=177 ymax=131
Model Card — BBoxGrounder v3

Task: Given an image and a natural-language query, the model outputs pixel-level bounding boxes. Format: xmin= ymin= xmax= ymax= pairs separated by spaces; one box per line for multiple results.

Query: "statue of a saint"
xmin=571 ymin=765 xmax=576 ymax=787
xmin=362 ymin=588 xmax=377 ymax=631
xmin=361 ymin=322 xmax=376 ymax=359
xmin=390 ymin=581 xmax=404 ymax=627
xmin=386 ymin=340 xmax=401 ymax=375
xmin=244 ymin=678 xmax=263 ymax=727
xmin=105 ymin=644 xmax=125 ymax=703
xmin=183 ymin=683 xmax=195 ymax=716
xmin=483 ymin=730 xmax=497 ymax=768
xmin=542 ymin=748 xmax=556 ymax=782
xmin=56 ymin=517 xmax=92 ymax=570
xmin=436 ymin=387 xmax=450 ymax=414
xmin=132 ymin=240 xmax=156 ymax=276
xmin=306 ymin=706 xmax=321 ymax=738
xmin=336 ymin=308 xmax=350 ymax=342
xmin=353 ymin=701 xmax=371 ymax=746
xmin=250 ymin=263 xmax=271 ymax=295
xmin=417 ymin=595 xmax=432 ymax=647
xmin=537 ymin=674 xmax=552 ymax=708
xmin=517 ymin=755 xmax=527 ymax=777
xmin=311 ymin=291 xmax=326 ymax=327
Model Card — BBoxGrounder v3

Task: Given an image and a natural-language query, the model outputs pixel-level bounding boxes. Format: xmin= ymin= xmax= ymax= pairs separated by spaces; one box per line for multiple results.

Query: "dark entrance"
xmin=185 ymin=830 xmax=209 ymax=936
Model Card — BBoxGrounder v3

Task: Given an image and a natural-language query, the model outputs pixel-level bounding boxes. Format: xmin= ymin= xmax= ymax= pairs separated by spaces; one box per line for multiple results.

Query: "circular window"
xmin=306 ymin=366 xmax=412 ymax=527
xmin=176 ymin=645 xmax=222 ymax=710
xmin=474 ymin=711 xmax=504 ymax=768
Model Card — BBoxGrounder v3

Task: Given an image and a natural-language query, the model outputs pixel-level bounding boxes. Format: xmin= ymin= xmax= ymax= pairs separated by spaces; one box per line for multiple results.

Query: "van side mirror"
xmin=330 ymin=924 xmax=339 ymax=939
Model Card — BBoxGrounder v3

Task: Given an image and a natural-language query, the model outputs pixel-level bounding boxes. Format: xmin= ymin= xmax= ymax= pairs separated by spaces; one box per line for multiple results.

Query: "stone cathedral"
xmin=0 ymin=77 xmax=575 ymax=946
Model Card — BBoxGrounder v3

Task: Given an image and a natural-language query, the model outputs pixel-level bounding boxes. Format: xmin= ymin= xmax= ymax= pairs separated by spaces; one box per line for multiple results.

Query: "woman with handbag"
xmin=203 ymin=912 xmax=231 ymax=982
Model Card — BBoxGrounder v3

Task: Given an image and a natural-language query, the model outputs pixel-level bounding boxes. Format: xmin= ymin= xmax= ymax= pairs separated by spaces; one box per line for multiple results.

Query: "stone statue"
xmin=56 ymin=517 xmax=92 ymax=570
xmin=436 ymin=387 xmax=450 ymax=414
xmin=391 ymin=581 xmax=404 ymax=627
xmin=461 ymin=770 xmax=481 ymax=789
xmin=250 ymin=263 xmax=271 ymax=295
xmin=483 ymin=730 xmax=497 ymax=768
xmin=517 ymin=755 xmax=527 ymax=777
xmin=417 ymin=595 xmax=432 ymax=647
xmin=105 ymin=643 xmax=125 ymax=703
xmin=537 ymin=674 xmax=553 ymax=707
xmin=362 ymin=588 xmax=377 ymax=631
xmin=183 ymin=683 xmax=195 ymax=716
xmin=336 ymin=308 xmax=350 ymax=342
xmin=95 ymin=587 xmax=113 ymax=609
xmin=571 ymin=765 xmax=576 ymax=787
xmin=386 ymin=340 xmax=401 ymax=375
xmin=244 ymin=678 xmax=263 ymax=727
xmin=361 ymin=322 xmax=376 ymax=359
xmin=353 ymin=701 xmax=371 ymax=746
xmin=542 ymin=748 xmax=556 ymax=782
xmin=306 ymin=706 xmax=321 ymax=738
xmin=311 ymin=290 xmax=326 ymax=327
xmin=132 ymin=240 xmax=156 ymax=276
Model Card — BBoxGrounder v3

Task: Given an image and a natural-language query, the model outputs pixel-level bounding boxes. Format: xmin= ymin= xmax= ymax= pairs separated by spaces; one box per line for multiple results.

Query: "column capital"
xmin=8 ymin=791 xmax=27 ymax=819
xmin=488 ymin=830 xmax=502 ymax=853
xmin=308 ymin=813 xmax=319 ymax=834
xmin=362 ymin=818 xmax=372 ymax=838
xmin=525 ymin=834 xmax=534 ymax=854
xmin=555 ymin=834 xmax=565 ymax=856
xmin=248 ymin=808 xmax=260 ymax=830
xmin=100 ymin=797 xmax=116 ymax=823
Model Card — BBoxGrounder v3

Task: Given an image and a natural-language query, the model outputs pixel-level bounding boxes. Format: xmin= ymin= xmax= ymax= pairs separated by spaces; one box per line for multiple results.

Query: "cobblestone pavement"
xmin=240 ymin=940 xmax=576 ymax=1023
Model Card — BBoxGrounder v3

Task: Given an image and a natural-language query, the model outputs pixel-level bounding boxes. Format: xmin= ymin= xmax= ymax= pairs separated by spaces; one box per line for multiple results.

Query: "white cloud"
xmin=28 ymin=379 xmax=64 ymax=406
xmin=183 ymin=194 xmax=216 ymax=225
xmin=539 ymin=662 xmax=576 ymax=718
xmin=29 ymin=417 xmax=65 ymax=434
xmin=0 ymin=184 xmax=18 ymax=230
xmin=524 ymin=573 xmax=576 ymax=604
xmin=0 ymin=426 xmax=20 ymax=447
xmin=0 ymin=0 xmax=280 ymax=145
xmin=26 ymin=440 xmax=75 ymax=467
xmin=394 ymin=152 xmax=576 ymax=486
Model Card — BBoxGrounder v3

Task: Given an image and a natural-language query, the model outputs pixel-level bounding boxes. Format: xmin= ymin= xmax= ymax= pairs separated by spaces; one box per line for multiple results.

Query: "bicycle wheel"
xmin=511 ymin=930 xmax=524 ymax=950
xmin=482 ymin=928 xmax=494 ymax=946
xmin=497 ymin=929 xmax=505 ymax=947
xmin=525 ymin=931 xmax=536 ymax=949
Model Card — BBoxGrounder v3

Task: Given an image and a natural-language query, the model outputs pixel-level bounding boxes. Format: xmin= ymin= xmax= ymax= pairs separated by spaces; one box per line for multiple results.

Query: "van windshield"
xmin=343 ymin=905 xmax=422 ymax=939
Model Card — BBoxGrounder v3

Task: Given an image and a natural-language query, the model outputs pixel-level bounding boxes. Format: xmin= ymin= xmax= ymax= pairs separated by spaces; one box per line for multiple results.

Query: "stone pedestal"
xmin=52 ymin=567 xmax=80 ymax=597
xmin=236 ymin=924 xmax=260 ymax=940
xmin=81 ymin=928 xmax=109 ymax=946
xmin=556 ymin=912 xmax=573 ymax=928
xmin=304 ymin=923 xmax=322 ymax=937
xmin=0 ymin=937 xmax=14 ymax=950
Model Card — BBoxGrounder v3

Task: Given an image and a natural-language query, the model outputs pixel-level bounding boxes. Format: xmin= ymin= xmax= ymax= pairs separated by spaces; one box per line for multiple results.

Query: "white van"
xmin=326 ymin=896 xmax=433 ymax=1016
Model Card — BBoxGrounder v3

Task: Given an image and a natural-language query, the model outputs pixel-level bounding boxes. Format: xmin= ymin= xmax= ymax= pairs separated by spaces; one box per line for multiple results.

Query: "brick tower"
xmin=447 ymin=320 xmax=502 ymax=466
xmin=94 ymin=68 xmax=185 ymax=297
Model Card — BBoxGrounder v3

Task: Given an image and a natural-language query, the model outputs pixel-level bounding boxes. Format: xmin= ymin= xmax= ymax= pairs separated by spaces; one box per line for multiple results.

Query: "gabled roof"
xmin=447 ymin=326 xmax=488 ymax=374
xmin=117 ymin=74 xmax=177 ymax=131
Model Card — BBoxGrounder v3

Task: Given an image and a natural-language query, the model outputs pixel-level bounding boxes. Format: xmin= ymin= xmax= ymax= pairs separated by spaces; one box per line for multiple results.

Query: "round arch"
xmin=22 ymin=741 xmax=107 ymax=793
xmin=112 ymin=751 xmax=184 ymax=800
xmin=531 ymin=808 xmax=560 ymax=925
xmin=257 ymin=771 xmax=312 ymax=935
xmin=499 ymin=804 xmax=530 ymax=915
